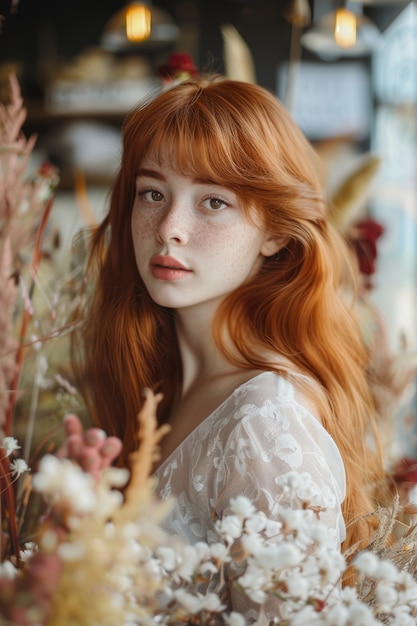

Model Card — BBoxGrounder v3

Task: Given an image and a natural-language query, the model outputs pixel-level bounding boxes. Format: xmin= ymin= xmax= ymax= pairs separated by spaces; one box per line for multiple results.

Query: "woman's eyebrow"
xmin=137 ymin=168 xmax=165 ymax=181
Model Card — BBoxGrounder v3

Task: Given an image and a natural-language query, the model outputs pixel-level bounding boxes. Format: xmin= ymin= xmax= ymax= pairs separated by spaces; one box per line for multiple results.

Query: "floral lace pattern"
xmin=154 ymin=371 xmax=346 ymax=550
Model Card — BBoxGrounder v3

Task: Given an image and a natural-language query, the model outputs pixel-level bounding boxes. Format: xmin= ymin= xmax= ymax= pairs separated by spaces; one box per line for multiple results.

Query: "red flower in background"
xmin=158 ymin=52 xmax=199 ymax=84
xmin=392 ymin=456 xmax=417 ymax=485
xmin=348 ymin=218 xmax=385 ymax=285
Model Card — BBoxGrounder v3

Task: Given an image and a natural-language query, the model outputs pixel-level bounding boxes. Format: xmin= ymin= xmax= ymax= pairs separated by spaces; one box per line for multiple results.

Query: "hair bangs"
xmin=143 ymin=118 xmax=252 ymax=192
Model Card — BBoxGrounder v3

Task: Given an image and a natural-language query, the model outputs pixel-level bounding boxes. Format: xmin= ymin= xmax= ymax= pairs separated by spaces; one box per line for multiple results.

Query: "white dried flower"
xmin=354 ymin=550 xmax=380 ymax=575
xmin=224 ymin=612 xmax=246 ymax=626
xmin=20 ymin=542 xmax=39 ymax=562
xmin=32 ymin=455 xmax=96 ymax=513
xmin=216 ymin=514 xmax=243 ymax=542
xmin=10 ymin=458 xmax=29 ymax=478
xmin=0 ymin=560 xmax=18 ymax=579
xmin=0 ymin=436 xmax=20 ymax=456
xmin=229 ymin=495 xmax=256 ymax=518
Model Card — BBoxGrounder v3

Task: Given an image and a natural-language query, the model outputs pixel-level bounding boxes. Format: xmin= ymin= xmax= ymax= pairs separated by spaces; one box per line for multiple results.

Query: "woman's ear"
xmin=261 ymin=234 xmax=289 ymax=258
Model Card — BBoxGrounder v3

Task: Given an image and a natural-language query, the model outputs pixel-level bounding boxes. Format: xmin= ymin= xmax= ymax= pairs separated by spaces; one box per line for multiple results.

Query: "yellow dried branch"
xmin=123 ymin=388 xmax=170 ymax=511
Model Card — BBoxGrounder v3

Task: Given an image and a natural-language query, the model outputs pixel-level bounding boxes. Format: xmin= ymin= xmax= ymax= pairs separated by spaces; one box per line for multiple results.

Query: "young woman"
xmin=71 ymin=75 xmax=384 ymax=607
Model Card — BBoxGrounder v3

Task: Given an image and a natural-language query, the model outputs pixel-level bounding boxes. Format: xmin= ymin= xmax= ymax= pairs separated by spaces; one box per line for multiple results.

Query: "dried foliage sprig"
xmin=122 ymin=388 xmax=171 ymax=511
xmin=0 ymin=73 xmax=60 ymax=567
xmin=0 ymin=74 xmax=59 ymax=437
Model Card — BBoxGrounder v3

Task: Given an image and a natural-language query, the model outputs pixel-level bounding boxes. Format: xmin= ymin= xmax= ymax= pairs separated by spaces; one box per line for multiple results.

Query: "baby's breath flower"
xmin=20 ymin=542 xmax=39 ymax=562
xmin=10 ymin=457 xmax=29 ymax=478
xmin=0 ymin=436 xmax=20 ymax=456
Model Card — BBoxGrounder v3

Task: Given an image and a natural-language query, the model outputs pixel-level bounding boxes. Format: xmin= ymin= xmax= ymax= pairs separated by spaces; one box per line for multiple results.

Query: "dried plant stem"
xmin=0 ymin=452 xmax=20 ymax=565
xmin=5 ymin=193 xmax=55 ymax=437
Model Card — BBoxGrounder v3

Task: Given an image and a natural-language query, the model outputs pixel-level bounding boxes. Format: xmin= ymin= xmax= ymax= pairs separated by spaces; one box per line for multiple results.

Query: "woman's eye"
xmin=203 ymin=197 xmax=228 ymax=211
xmin=138 ymin=189 xmax=164 ymax=202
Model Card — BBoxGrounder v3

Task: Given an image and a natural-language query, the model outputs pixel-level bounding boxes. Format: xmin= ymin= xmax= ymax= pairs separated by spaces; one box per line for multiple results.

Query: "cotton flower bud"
xmin=375 ymin=580 xmax=398 ymax=611
xmin=215 ymin=514 xmax=243 ymax=542
xmin=255 ymin=543 xmax=302 ymax=569
xmin=244 ymin=586 xmax=267 ymax=604
xmin=209 ymin=542 xmax=230 ymax=563
xmin=392 ymin=613 xmax=417 ymax=626
xmin=374 ymin=559 xmax=399 ymax=582
xmin=346 ymin=602 xmax=378 ymax=624
xmin=353 ymin=550 xmax=379 ymax=575
xmin=225 ymin=612 xmax=246 ymax=626
xmin=229 ymin=495 xmax=256 ymax=518
xmin=244 ymin=511 xmax=267 ymax=534
xmin=201 ymin=592 xmax=226 ymax=612
xmin=289 ymin=604 xmax=321 ymax=625
xmin=176 ymin=545 xmax=202 ymax=581
xmin=193 ymin=541 xmax=211 ymax=561
xmin=285 ymin=573 xmax=310 ymax=600
xmin=241 ymin=532 xmax=264 ymax=555
xmin=308 ymin=522 xmax=328 ymax=545
xmin=156 ymin=546 xmax=178 ymax=571
xmin=325 ymin=602 xmax=351 ymax=623
xmin=263 ymin=518 xmax=282 ymax=538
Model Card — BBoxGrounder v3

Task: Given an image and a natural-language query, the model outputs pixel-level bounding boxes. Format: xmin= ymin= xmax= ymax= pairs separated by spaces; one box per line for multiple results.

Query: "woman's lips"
xmin=150 ymin=255 xmax=192 ymax=280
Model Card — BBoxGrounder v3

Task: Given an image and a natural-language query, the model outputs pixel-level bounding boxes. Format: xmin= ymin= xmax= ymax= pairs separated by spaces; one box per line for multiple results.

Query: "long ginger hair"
xmin=71 ymin=75 xmax=384 ymax=556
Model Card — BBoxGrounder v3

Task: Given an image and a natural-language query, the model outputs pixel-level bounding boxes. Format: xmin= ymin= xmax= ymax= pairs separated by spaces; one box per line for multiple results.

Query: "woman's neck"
xmin=174 ymin=300 xmax=237 ymax=396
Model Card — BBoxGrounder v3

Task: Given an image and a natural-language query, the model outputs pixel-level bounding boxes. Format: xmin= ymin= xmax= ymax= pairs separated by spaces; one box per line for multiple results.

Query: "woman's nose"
xmin=157 ymin=203 xmax=189 ymax=244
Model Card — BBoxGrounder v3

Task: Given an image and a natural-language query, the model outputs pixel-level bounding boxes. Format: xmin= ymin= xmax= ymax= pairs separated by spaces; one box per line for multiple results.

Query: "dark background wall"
xmin=0 ymin=0 xmax=408 ymax=99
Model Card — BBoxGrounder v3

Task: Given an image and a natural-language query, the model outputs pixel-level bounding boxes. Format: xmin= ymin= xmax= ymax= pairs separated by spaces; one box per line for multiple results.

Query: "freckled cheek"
xmin=131 ymin=212 xmax=158 ymax=243
xmin=203 ymin=230 xmax=259 ymax=272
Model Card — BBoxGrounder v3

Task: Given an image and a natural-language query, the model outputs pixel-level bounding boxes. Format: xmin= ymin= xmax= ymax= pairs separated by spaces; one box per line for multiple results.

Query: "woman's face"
xmin=131 ymin=160 xmax=279 ymax=314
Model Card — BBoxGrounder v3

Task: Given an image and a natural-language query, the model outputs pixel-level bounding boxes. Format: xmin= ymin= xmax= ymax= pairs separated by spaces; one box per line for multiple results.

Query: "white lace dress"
xmin=153 ymin=371 xmax=346 ymax=619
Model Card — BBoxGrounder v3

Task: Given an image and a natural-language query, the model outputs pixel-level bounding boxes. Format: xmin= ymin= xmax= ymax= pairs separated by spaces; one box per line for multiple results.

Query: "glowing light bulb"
xmin=125 ymin=3 xmax=151 ymax=42
xmin=334 ymin=8 xmax=356 ymax=48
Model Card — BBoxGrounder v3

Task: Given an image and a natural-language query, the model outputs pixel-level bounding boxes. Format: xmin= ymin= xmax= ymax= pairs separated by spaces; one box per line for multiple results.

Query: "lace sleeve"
xmin=216 ymin=398 xmax=345 ymax=537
